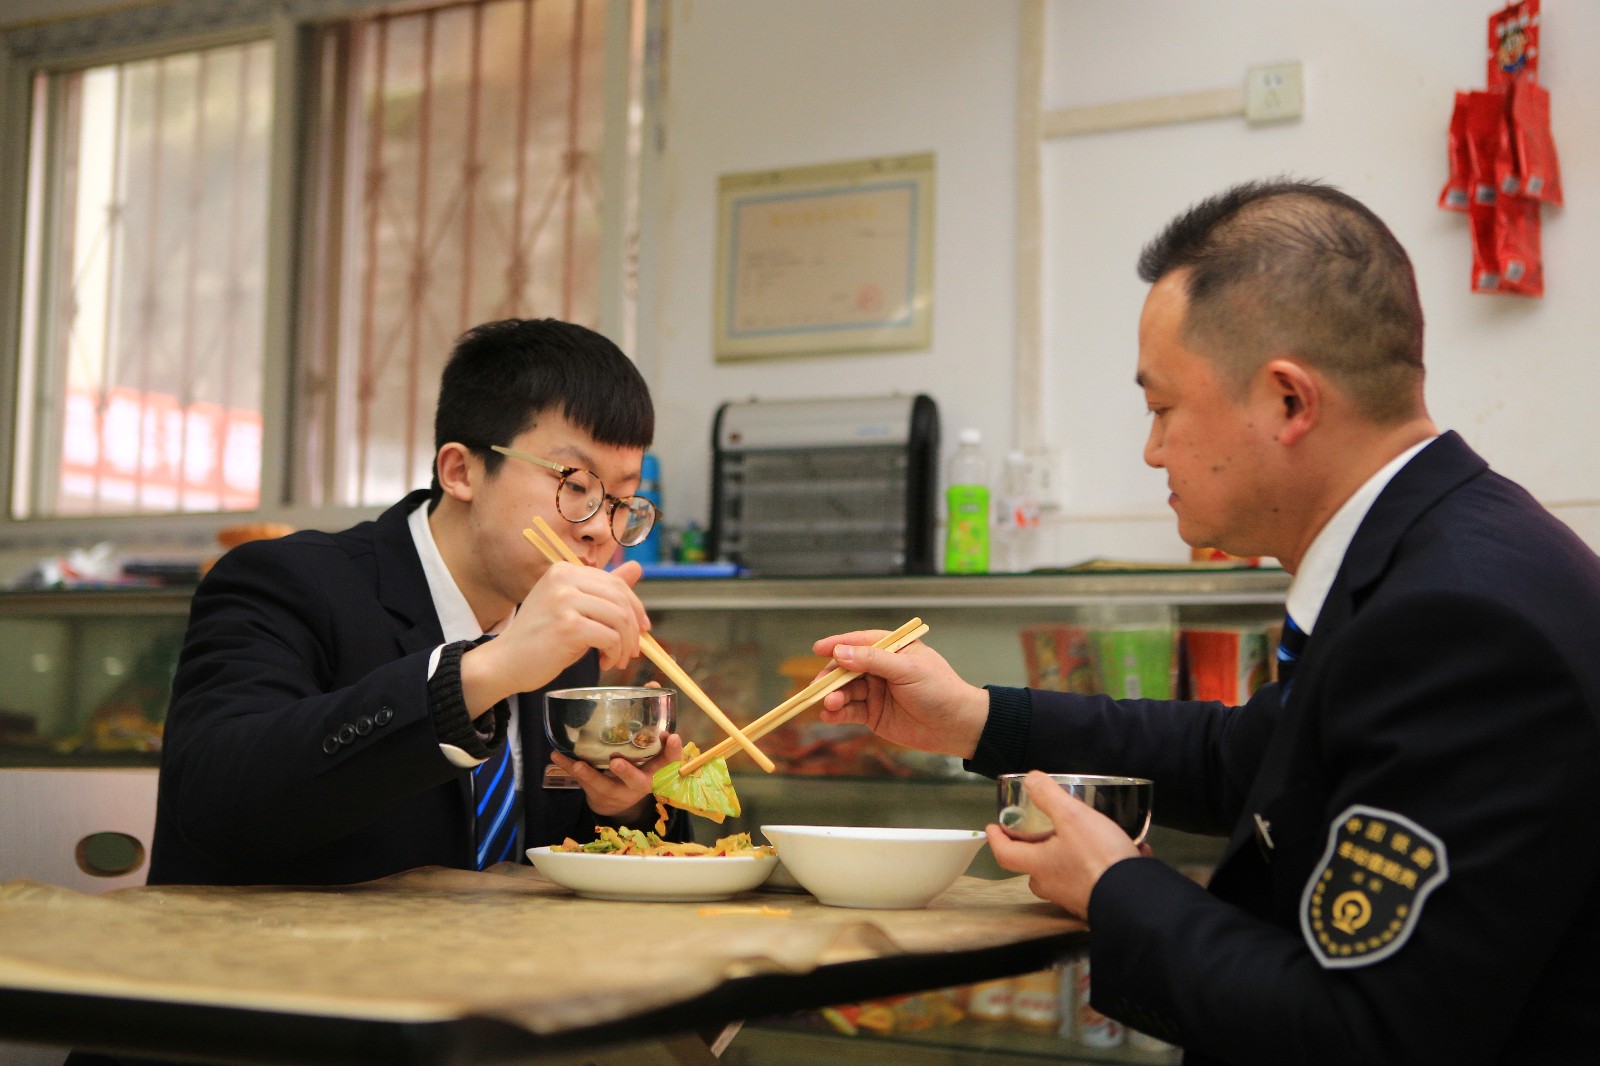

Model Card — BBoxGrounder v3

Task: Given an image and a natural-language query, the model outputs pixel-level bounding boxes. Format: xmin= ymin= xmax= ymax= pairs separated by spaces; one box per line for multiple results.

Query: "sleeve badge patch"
xmin=1299 ymin=804 xmax=1449 ymax=969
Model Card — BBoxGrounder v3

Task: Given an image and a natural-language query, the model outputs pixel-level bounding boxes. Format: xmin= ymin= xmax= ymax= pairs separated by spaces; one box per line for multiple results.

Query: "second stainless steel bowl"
xmin=996 ymin=773 xmax=1153 ymax=845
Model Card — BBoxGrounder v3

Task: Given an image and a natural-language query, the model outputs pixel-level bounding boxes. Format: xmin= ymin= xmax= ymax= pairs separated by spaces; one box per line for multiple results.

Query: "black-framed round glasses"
xmin=489 ymin=445 xmax=661 ymax=547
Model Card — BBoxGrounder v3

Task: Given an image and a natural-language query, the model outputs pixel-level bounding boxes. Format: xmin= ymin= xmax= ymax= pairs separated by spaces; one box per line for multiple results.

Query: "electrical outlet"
xmin=1028 ymin=447 xmax=1069 ymax=513
xmin=1245 ymin=62 xmax=1303 ymax=124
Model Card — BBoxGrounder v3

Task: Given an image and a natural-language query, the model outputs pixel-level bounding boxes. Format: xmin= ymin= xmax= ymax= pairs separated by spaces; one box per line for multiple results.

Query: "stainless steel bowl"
xmin=544 ymin=687 xmax=675 ymax=768
xmin=996 ymin=773 xmax=1153 ymax=845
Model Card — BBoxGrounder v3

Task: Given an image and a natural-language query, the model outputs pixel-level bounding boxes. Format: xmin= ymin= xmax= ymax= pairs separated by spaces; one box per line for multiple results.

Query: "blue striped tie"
xmin=473 ymin=741 xmax=518 ymax=869
xmin=1277 ymin=614 xmax=1308 ymax=705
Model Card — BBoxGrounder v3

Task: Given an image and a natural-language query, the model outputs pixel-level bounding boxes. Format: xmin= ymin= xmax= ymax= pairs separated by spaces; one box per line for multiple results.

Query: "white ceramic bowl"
xmin=759 ymin=825 xmax=987 ymax=910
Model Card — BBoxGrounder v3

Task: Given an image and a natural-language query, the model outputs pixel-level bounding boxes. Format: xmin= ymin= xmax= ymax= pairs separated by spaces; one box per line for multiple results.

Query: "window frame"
xmin=0 ymin=0 xmax=643 ymax=557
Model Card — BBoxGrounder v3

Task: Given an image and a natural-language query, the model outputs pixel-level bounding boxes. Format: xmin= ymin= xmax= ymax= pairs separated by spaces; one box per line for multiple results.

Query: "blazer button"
xmin=322 ymin=735 xmax=340 ymax=754
xmin=337 ymin=723 xmax=357 ymax=745
xmin=375 ymin=707 xmax=394 ymax=726
xmin=355 ymin=716 xmax=374 ymax=736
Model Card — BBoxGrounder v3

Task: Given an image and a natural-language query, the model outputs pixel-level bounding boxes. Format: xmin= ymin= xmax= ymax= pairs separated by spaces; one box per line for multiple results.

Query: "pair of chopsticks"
xmin=520 ymin=516 xmax=776 ymax=773
xmin=678 ymin=617 xmax=929 ymax=776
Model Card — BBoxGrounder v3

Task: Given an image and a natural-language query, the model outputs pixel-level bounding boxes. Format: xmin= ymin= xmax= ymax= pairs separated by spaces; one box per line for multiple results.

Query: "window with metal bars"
xmin=300 ymin=0 xmax=620 ymax=508
xmin=14 ymin=40 xmax=273 ymax=519
xmin=7 ymin=0 xmax=633 ymax=522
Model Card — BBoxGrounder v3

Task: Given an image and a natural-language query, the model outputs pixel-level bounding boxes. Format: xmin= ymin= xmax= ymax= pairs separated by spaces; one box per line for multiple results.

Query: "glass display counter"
xmin=0 ymin=587 xmax=188 ymax=768
xmin=0 ymin=567 xmax=1288 ymax=1064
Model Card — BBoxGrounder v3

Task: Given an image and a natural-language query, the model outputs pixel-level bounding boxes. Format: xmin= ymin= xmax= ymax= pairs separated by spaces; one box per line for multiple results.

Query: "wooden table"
xmin=0 ymin=865 xmax=1086 ymax=1065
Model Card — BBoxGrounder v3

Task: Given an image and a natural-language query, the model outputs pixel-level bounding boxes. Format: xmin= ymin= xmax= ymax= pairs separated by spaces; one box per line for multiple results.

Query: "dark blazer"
xmin=148 ymin=490 xmax=684 ymax=887
xmin=977 ymin=433 xmax=1600 ymax=1064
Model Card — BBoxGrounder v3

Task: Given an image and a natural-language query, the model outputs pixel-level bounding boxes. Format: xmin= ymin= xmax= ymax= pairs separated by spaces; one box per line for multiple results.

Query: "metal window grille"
xmin=299 ymin=0 xmax=617 ymax=508
xmin=15 ymin=40 xmax=274 ymax=518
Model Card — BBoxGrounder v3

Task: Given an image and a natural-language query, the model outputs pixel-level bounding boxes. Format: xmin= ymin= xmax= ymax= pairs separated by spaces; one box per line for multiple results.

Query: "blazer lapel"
xmin=368 ymin=491 xmax=474 ymax=818
xmin=1318 ymin=431 xmax=1485 ymax=634
xmin=372 ymin=490 xmax=447 ymax=657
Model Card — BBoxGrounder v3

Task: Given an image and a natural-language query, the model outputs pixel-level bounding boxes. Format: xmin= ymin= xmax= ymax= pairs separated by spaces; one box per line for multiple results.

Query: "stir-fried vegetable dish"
xmin=551 ymin=825 xmax=773 ymax=857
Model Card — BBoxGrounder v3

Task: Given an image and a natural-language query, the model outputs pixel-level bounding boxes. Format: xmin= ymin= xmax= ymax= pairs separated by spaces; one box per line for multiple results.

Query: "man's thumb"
xmin=834 ymin=642 xmax=913 ymax=680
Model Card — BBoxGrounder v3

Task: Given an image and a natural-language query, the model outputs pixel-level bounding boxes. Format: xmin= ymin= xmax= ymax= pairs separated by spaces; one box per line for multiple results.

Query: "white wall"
xmin=1040 ymin=0 xmax=1600 ymax=562
xmin=644 ymin=0 xmax=1600 ymax=566
xmin=638 ymin=0 xmax=1022 ymax=544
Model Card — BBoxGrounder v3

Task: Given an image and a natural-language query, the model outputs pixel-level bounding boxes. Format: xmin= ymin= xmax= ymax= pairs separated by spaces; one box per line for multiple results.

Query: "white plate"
xmin=526 ymin=846 xmax=778 ymax=902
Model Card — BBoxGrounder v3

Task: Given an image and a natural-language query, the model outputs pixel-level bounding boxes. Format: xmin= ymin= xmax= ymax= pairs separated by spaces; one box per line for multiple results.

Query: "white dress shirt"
xmin=1285 ymin=436 xmax=1437 ymax=633
xmin=407 ymin=500 xmax=522 ymax=787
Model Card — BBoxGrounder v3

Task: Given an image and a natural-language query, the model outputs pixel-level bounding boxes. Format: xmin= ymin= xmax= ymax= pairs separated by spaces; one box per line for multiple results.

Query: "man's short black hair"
xmin=1137 ymin=179 xmax=1425 ymax=423
xmin=430 ymin=318 xmax=654 ymax=502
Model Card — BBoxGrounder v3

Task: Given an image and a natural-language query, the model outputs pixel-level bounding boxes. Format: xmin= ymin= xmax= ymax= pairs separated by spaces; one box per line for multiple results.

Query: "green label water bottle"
xmin=944 ymin=428 xmax=991 ymax=574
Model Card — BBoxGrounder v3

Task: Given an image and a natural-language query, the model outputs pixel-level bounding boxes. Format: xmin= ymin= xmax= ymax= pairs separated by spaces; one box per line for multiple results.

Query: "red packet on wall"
xmin=1438 ymin=92 xmax=1473 ymax=213
xmin=1471 ymin=194 xmax=1543 ymax=297
xmin=1508 ymin=79 xmax=1562 ymax=205
xmin=1462 ymin=90 xmax=1508 ymax=209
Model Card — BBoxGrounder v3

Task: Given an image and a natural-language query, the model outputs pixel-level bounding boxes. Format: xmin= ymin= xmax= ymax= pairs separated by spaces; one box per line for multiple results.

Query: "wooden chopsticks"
xmin=521 ymin=517 xmax=776 ymax=773
xmin=678 ymin=617 xmax=928 ymax=776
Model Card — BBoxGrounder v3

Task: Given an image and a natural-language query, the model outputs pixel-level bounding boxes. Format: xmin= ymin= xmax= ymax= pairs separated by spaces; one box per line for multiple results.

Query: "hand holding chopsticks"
xmin=521 ymin=517 xmax=776 ymax=773
xmin=678 ymin=618 xmax=929 ymax=776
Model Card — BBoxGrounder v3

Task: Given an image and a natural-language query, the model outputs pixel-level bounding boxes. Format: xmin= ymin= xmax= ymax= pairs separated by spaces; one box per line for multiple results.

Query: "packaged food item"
xmin=1183 ymin=626 xmax=1270 ymax=704
xmin=966 ymin=976 xmax=1015 ymax=1022
xmin=1009 ymin=968 xmax=1060 ymax=1031
xmin=1091 ymin=626 xmax=1176 ymax=700
xmin=1462 ymin=89 xmax=1509 ymax=208
xmin=820 ymin=1005 xmax=860 ymax=1036
xmin=1486 ymin=0 xmax=1539 ymax=90
xmin=1189 ymin=545 xmax=1260 ymax=566
xmin=891 ymin=989 xmax=963 ymax=1031
xmin=1473 ymin=190 xmax=1543 ymax=298
xmin=1438 ymin=91 xmax=1473 ymax=213
xmin=1508 ymin=79 xmax=1562 ymax=205
xmin=1020 ymin=624 xmax=1097 ymax=693
xmin=1073 ymin=959 xmax=1124 ymax=1048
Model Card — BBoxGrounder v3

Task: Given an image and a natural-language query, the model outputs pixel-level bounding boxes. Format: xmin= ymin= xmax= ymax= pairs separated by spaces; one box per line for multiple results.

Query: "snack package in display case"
xmin=1183 ymin=626 xmax=1270 ymax=704
xmin=1090 ymin=625 xmax=1177 ymax=701
xmin=1019 ymin=624 xmax=1098 ymax=693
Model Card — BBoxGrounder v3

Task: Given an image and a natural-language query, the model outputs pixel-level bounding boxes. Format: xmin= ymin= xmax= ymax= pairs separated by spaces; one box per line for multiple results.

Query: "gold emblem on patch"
xmin=1300 ymin=804 xmax=1448 ymax=969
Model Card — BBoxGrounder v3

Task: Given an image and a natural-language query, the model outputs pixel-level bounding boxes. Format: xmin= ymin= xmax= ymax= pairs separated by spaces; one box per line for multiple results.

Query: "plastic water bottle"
xmin=997 ymin=450 xmax=1041 ymax=573
xmin=944 ymin=428 xmax=991 ymax=574
xmin=623 ymin=452 xmax=663 ymax=564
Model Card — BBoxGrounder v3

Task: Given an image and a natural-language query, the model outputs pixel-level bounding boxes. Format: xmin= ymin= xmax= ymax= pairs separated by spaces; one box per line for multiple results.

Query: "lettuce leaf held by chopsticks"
xmin=651 ymin=742 xmax=741 ymax=823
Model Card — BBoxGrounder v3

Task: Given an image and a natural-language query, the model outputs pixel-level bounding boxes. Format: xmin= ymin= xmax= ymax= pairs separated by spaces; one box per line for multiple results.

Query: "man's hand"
xmin=985 ymin=770 xmax=1142 ymax=918
xmin=551 ymin=731 xmax=685 ymax=822
xmin=460 ymin=560 xmax=651 ymax=715
xmin=813 ymin=630 xmax=990 ymax=759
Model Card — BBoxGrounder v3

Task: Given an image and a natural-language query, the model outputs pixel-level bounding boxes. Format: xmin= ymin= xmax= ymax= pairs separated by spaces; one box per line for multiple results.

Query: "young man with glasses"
xmin=147 ymin=318 xmax=686 ymax=888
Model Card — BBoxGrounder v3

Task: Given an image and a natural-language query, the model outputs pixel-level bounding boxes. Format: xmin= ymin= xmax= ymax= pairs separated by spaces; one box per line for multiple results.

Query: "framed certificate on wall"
xmin=714 ymin=152 xmax=934 ymax=361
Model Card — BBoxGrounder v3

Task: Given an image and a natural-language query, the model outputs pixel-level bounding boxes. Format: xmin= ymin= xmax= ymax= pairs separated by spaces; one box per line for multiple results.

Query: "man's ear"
xmin=1264 ymin=358 xmax=1318 ymax=446
xmin=435 ymin=442 xmax=478 ymax=503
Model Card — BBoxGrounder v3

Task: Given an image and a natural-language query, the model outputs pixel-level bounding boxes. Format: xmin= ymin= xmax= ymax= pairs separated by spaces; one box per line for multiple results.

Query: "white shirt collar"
xmin=406 ymin=498 xmax=512 ymax=641
xmin=1285 ymin=436 xmax=1436 ymax=633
